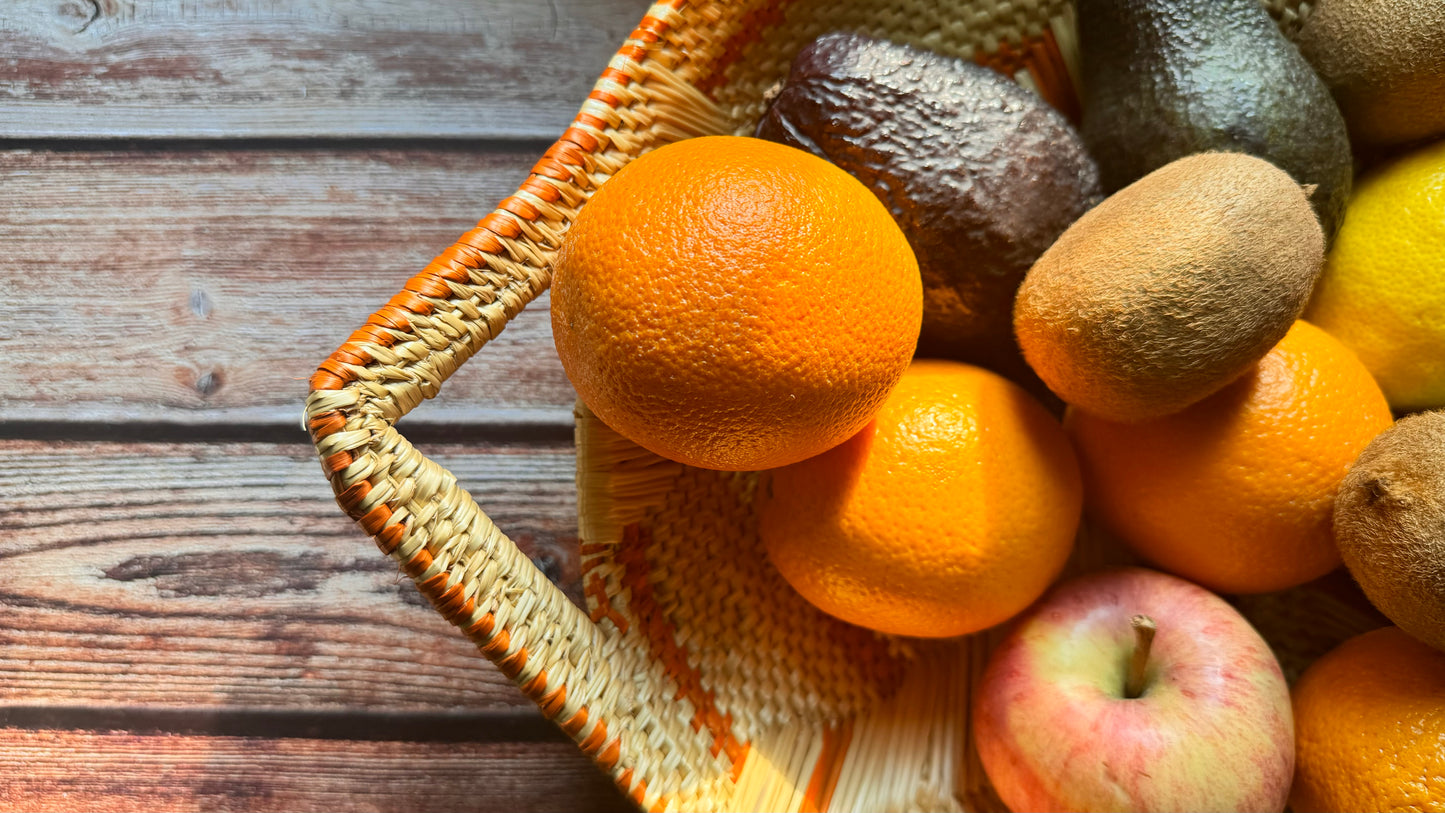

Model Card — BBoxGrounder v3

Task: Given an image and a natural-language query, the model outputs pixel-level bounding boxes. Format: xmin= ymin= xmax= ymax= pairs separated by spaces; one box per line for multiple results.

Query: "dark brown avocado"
xmin=755 ymin=32 xmax=1101 ymax=404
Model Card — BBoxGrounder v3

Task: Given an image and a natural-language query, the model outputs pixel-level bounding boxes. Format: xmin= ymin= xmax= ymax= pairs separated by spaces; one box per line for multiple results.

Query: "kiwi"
xmin=1013 ymin=152 xmax=1324 ymax=422
xmin=1335 ymin=411 xmax=1445 ymax=653
xmin=1296 ymin=0 xmax=1445 ymax=148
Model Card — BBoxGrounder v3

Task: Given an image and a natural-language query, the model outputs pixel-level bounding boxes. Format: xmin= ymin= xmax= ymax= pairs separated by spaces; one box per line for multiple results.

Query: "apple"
xmin=973 ymin=566 xmax=1294 ymax=812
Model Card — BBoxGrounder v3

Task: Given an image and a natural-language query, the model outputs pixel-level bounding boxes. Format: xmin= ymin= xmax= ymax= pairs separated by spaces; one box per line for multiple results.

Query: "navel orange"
xmin=550 ymin=135 xmax=922 ymax=471
xmin=1291 ymin=626 xmax=1445 ymax=812
xmin=1066 ymin=320 xmax=1393 ymax=594
xmin=758 ymin=359 xmax=1082 ymax=638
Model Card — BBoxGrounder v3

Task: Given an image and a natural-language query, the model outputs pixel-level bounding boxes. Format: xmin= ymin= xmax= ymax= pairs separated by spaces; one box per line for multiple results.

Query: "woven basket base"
xmin=576 ymin=402 xmax=1387 ymax=812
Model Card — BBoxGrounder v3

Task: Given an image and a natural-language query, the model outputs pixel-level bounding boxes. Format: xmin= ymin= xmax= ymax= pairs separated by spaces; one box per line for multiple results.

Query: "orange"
xmin=550 ymin=135 xmax=922 ymax=471
xmin=1291 ymin=626 xmax=1445 ymax=812
xmin=758 ymin=359 xmax=1082 ymax=638
xmin=1066 ymin=320 xmax=1393 ymax=594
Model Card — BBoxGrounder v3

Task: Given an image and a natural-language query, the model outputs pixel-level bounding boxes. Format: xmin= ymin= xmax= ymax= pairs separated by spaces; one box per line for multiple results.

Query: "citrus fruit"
xmin=758 ymin=359 xmax=1082 ymax=638
xmin=1305 ymin=139 xmax=1445 ymax=411
xmin=550 ymin=135 xmax=921 ymax=472
xmin=1066 ymin=320 xmax=1393 ymax=594
xmin=1291 ymin=626 xmax=1445 ymax=812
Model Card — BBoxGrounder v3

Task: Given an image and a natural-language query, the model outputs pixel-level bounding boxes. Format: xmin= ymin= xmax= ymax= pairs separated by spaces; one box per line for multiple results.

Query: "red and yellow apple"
xmin=973 ymin=566 xmax=1294 ymax=812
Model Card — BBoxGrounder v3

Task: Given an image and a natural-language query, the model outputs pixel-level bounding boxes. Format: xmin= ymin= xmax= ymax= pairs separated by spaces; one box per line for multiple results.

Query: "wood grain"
xmin=0 ymin=147 xmax=574 ymax=431
xmin=0 ymin=439 xmax=583 ymax=711
xmin=0 ymin=0 xmax=653 ymax=140
xmin=0 ymin=729 xmax=631 ymax=812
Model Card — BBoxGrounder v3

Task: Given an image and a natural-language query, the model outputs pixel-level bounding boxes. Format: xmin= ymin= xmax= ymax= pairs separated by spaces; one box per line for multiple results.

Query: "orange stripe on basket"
xmin=404 ymin=273 xmax=453 ymax=299
xmin=536 ymin=684 xmax=567 ymax=718
xmin=578 ymin=720 xmax=610 ymax=756
xmin=631 ymin=779 xmax=651 ymax=810
xmin=323 ymin=450 xmax=353 ymax=473
xmin=385 ymin=290 xmax=434 ymax=315
xmin=358 ymin=504 xmax=392 ymax=536
xmin=335 ymin=480 xmax=371 ymax=515
xmin=632 ymin=14 xmax=669 ymax=42
xmin=307 ymin=411 xmax=347 ymax=439
xmin=330 ymin=344 xmax=372 ymax=366
xmin=401 ymin=547 xmax=434 ymax=578
xmin=495 ymin=645 xmax=529 ymax=678
xmin=519 ymin=176 xmax=564 ymax=204
xmin=432 ymin=583 xmax=469 ymax=618
xmin=599 ymin=67 xmax=634 ymax=87
xmin=693 ymin=0 xmax=800 ymax=98
xmin=520 ymin=670 xmax=549 ymax=699
xmin=498 ymin=196 xmax=541 ymax=221
xmin=478 ymin=211 xmax=524 ymax=240
xmin=559 ymin=126 xmax=601 ymax=153
xmin=312 ymin=358 xmax=356 ymax=389
xmin=596 ymin=737 xmax=622 ymax=770
xmin=366 ymin=306 xmax=413 ymax=332
xmin=617 ymin=44 xmax=649 ymax=64
xmin=559 ymin=706 xmax=589 ymax=738
xmin=308 ymin=370 xmax=346 ymax=391
xmin=585 ymin=572 xmax=632 ymax=634
xmin=376 ymin=522 xmax=406 ymax=555
xmin=464 ymin=612 xmax=496 ymax=639
xmin=346 ymin=324 xmax=398 ymax=349
xmin=454 ymin=226 xmax=506 ymax=255
xmin=799 ymin=722 xmax=853 ymax=813
xmin=615 ymin=523 xmax=748 ymax=774
xmin=479 ymin=628 xmax=512 ymax=661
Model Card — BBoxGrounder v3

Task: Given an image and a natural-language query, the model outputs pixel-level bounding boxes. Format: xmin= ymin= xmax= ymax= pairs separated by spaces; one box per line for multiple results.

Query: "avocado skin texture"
xmin=1077 ymin=0 xmax=1352 ymax=240
xmin=756 ymin=32 xmax=1100 ymax=402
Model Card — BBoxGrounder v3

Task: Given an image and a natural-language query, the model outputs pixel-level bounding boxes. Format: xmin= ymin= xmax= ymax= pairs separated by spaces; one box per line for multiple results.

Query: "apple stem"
xmin=1125 ymin=614 xmax=1157 ymax=699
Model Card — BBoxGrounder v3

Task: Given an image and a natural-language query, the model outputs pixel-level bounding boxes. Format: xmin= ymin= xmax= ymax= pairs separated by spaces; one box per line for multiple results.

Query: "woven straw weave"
xmin=305 ymin=1 xmax=1377 ymax=810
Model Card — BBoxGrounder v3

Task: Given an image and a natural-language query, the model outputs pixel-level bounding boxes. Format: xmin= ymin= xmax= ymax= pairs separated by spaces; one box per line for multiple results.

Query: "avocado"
xmin=1076 ymin=0 xmax=1353 ymax=240
xmin=755 ymin=32 xmax=1101 ymax=405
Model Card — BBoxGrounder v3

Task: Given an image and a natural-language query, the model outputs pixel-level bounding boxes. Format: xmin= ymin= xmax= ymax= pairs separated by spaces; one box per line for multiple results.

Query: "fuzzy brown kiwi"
xmin=1296 ymin=0 xmax=1445 ymax=148
xmin=1335 ymin=411 xmax=1445 ymax=653
xmin=1013 ymin=152 xmax=1324 ymax=423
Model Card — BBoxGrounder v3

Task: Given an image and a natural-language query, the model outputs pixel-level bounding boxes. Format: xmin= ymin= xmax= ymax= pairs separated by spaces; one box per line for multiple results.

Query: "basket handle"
xmin=301 ymin=140 xmax=619 ymax=713
xmin=302 ymin=27 xmax=667 ymax=779
xmin=304 ymin=3 xmax=743 ymax=805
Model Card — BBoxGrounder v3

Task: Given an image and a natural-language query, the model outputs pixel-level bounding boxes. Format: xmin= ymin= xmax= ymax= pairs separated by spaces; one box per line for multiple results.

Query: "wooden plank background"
xmin=0 ymin=0 xmax=653 ymax=809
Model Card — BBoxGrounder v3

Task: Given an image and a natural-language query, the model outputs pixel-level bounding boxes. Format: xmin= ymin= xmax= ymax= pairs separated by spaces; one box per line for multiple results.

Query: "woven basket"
xmin=304 ymin=1 xmax=1386 ymax=810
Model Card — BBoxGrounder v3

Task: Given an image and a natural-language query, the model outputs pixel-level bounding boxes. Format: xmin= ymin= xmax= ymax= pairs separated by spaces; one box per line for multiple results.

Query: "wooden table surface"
xmin=1 ymin=1 xmax=656 ymax=809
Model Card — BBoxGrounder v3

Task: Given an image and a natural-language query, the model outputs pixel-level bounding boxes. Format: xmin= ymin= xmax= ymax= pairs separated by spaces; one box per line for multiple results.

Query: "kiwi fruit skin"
xmin=1013 ymin=152 xmax=1324 ymax=423
xmin=755 ymin=32 xmax=1101 ymax=405
xmin=1335 ymin=410 xmax=1445 ymax=654
xmin=1297 ymin=0 xmax=1445 ymax=148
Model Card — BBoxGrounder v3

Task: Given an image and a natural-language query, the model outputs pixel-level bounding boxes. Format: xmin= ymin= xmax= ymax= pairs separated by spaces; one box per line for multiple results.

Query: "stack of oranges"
xmin=551 ymin=134 xmax=1388 ymax=634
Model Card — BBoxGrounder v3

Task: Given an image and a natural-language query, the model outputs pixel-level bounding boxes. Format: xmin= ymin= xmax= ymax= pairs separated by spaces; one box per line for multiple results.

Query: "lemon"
xmin=1306 ymin=140 xmax=1445 ymax=410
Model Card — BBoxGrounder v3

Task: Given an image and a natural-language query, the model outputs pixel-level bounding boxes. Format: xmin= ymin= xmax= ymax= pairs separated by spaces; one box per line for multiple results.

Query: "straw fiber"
xmin=306 ymin=1 xmax=1373 ymax=810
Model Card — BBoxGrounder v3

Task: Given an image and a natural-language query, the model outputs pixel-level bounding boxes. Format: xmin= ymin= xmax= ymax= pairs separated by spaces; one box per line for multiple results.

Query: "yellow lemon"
xmin=1306 ymin=140 xmax=1445 ymax=410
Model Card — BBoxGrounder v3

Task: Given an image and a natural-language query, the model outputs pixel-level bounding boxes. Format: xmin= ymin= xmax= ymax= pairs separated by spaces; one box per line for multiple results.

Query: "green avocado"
xmin=1077 ymin=0 xmax=1353 ymax=240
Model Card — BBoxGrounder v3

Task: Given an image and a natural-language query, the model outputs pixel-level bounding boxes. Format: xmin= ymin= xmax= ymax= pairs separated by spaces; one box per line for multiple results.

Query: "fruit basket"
xmin=303 ymin=1 xmax=1386 ymax=810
